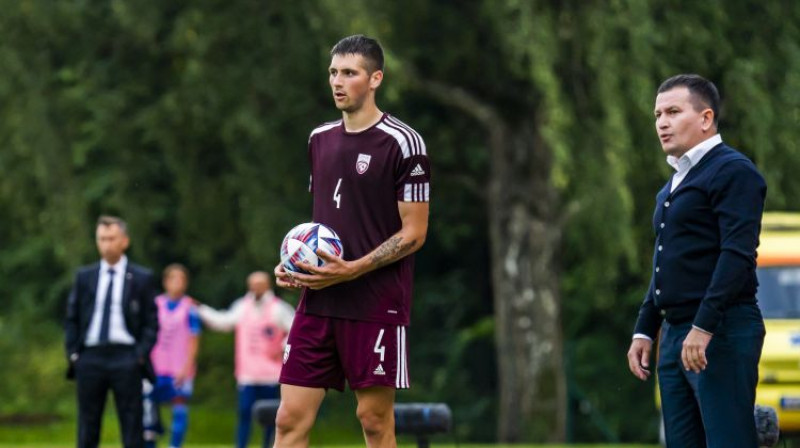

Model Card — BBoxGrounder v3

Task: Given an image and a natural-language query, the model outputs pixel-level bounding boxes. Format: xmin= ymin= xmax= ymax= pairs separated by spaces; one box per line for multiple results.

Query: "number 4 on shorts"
xmin=374 ymin=329 xmax=385 ymax=362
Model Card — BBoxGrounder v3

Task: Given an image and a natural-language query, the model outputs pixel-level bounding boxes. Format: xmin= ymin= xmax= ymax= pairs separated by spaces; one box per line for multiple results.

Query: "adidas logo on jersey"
xmin=373 ymin=364 xmax=386 ymax=376
xmin=410 ymin=164 xmax=425 ymax=177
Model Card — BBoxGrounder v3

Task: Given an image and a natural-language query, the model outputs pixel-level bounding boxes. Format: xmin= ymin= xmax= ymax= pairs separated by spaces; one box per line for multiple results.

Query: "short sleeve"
xmin=395 ymin=151 xmax=431 ymax=203
xmin=188 ymin=307 xmax=202 ymax=335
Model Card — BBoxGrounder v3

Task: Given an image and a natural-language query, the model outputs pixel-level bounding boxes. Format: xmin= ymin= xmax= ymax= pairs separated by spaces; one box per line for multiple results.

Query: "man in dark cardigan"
xmin=626 ymin=74 xmax=767 ymax=448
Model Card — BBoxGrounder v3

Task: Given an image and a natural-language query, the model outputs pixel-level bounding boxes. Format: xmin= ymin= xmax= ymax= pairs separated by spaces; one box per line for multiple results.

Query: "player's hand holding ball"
xmin=276 ymin=222 xmax=347 ymax=290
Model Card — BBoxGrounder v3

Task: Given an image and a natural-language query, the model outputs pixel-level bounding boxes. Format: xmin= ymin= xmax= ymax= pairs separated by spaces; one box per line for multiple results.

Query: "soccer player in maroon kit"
xmin=273 ymin=35 xmax=430 ymax=448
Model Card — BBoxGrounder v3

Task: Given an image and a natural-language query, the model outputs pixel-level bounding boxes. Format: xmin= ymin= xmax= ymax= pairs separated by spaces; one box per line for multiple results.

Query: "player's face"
xmin=164 ymin=270 xmax=188 ymax=299
xmin=96 ymin=224 xmax=129 ymax=264
xmin=654 ymin=87 xmax=713 ymax=158
xmin=329 ymin=54 xmax=383 ymax=113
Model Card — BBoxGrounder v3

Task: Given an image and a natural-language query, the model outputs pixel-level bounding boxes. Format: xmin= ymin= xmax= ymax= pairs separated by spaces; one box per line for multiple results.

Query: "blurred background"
xmin=1 ymin=0 xmax=800 ymax=445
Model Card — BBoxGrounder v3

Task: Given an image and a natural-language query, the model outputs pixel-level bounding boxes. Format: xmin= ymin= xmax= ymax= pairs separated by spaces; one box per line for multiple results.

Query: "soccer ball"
xmin=280 ymin=222 xmax=344 ymax=274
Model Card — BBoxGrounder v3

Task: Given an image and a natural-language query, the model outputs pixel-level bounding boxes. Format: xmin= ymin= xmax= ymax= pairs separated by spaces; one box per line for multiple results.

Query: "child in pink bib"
xmin=144 ymin=264 xmax=201 ymax=448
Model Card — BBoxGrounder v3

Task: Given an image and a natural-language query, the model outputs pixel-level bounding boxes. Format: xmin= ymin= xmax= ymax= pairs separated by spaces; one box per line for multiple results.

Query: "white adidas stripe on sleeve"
xmin=403 ymin=183 xmax=430 ymax=202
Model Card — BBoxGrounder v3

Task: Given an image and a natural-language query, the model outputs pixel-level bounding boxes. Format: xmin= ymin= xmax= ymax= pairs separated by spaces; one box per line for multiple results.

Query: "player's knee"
xmin=275 ymin=402 xmax=304 ymax=434
xmin=356 ymin=407 xmax=393 ymax=439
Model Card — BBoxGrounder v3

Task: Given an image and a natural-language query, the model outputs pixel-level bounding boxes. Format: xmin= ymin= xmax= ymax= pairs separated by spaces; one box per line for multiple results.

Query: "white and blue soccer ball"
xmin=280 ymin=222 xmax=344 ymax=274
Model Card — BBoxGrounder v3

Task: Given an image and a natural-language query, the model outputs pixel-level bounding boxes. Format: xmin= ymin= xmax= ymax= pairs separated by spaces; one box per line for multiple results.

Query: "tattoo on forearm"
xmin=370 ymin=236 xmax=417 ymax=268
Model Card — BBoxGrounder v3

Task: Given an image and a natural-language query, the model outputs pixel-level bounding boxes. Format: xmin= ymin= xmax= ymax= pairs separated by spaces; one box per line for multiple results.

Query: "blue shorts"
xmin=149 ymin=375 xmax=193 ymax=403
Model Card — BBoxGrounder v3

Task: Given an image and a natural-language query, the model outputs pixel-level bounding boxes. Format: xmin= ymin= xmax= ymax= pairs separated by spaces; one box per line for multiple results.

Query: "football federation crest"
xmin=356 ymin=153 xmax=372 ymax=174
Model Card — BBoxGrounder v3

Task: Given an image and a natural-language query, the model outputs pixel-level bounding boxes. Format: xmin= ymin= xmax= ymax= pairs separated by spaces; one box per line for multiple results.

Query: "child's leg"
xmin=169 ymin=378 xmax=194 ymax=448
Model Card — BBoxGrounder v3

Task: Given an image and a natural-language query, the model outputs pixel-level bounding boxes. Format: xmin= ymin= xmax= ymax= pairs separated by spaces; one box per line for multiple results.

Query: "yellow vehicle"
xmin=657 ymin=212 xmax=800 ymax=441
xmin=755 ymin=212 xmax=800 ymax=433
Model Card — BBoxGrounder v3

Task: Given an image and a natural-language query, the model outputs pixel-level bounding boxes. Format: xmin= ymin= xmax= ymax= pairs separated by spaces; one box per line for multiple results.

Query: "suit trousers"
xmin=76 ymin=345 xmax=144 ymax=448
xmin=657 ymin=303 xmax=765 ymax=448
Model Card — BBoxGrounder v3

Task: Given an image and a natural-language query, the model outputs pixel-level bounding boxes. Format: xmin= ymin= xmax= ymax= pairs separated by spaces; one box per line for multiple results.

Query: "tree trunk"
xmin=412 ymin=77 xmax=566 ymax=442
xmin=489 ymin=123 xmax=565 ymax=442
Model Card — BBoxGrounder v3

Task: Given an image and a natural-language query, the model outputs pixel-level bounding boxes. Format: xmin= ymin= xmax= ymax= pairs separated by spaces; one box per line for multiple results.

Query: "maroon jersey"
xmin=298 ymin=113 xmax=431 ymax=325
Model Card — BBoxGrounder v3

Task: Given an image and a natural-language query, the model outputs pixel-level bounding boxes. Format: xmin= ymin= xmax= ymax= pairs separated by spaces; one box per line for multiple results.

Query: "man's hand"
xmin=627 ymin=338 xmax=653 ymax=381
xmin=274 ymin=262 xmax=302 ymax=289
xmin=291 ymin=250 xmax=360 ymax=290
xmin=681 ymin=328 xmax=712 ymax=373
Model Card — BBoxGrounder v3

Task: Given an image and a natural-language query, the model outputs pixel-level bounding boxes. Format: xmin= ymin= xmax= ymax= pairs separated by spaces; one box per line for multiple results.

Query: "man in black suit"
xmin=627 ymin=75 xmax=767 ymax=447
xmin=65 ymin=215 xmax=159 ymax=448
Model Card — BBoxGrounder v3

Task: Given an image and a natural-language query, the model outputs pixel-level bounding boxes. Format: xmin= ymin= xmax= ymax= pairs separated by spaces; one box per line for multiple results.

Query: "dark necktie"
xmin=98 ymin=268 xmax=115 ymax=344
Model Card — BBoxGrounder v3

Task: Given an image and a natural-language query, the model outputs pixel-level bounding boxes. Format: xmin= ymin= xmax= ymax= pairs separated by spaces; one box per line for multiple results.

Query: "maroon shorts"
xmin=279 ymin=312 xmax=410 ymax=391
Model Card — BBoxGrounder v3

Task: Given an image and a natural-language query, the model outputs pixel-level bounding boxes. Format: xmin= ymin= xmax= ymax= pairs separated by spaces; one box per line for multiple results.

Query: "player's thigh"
xmin=276 ymin=384 xmax=325 ymax=424
xmin=336 ymin=320 xmax=410 ymax=390
xmin=280 ymin=312 xmax=345 ymax=391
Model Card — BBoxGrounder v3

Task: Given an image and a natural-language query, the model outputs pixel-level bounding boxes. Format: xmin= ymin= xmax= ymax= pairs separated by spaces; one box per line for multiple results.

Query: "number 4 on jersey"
xmin=333 ymin=178 xmax=342 ymax=209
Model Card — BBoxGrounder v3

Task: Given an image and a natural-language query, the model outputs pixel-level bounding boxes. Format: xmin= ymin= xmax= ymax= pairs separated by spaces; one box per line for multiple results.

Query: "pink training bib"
xmin=151 ymin=295 xmax=196 ymax=378
xmin=234 ymin=296 xmax=287 ymax=383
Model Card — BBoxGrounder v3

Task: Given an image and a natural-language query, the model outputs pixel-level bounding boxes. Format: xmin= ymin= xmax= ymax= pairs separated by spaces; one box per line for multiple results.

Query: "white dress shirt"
xmin=667 ymin=134 xmax=722 ymax=192
xmin=633 ymin=134 xmax=723 ymax=341
xmin=84 ymin=255 xmax=136 ymax=346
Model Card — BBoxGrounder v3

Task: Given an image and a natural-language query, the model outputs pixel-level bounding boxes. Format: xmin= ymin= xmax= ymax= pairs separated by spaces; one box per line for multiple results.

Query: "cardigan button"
xmin=660 ymin=309 xmax=667 ymax=317
xmin=665 ymin=201 xmax=670 ymax=207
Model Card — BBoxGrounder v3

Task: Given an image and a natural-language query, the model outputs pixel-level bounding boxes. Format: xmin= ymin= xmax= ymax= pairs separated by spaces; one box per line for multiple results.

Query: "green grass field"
xmin=0 ymin=402 xmax=368 ymax=445
xmin=0 ymin=401 xmax=659 ymax=448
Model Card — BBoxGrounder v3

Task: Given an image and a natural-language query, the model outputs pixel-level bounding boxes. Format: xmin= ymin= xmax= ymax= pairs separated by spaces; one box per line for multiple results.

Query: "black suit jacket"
xmin=64 ymin=260 xmax=159 ymax=381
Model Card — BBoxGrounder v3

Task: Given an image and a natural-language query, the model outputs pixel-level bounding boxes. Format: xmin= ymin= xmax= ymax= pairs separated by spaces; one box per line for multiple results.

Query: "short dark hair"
xmin=657 ymin=74 xmax=721 ymax=126
xmin=97 ymin=215 xmax=128 ymax=235
xmin=331 ymin=34 xmax=384 ymax=73
xmin=163 ymin=263 xmax=189 ymax=281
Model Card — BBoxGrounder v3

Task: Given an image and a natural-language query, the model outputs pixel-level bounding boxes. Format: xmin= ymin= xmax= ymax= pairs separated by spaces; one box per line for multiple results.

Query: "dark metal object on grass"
xmin=394 ymin=402 xmax=452 ymax=448
xmin=254 ymin=398 xmax=281 ymax=428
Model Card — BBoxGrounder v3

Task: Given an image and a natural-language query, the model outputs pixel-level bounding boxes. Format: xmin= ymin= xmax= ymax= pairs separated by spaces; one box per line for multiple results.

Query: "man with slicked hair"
xmin=273 ymin=34 xmax=431 ymax=448
xmin=65 ymin=215 xmax=159 ymax=448
xmin=627 ymin=74 xmax=767 ymax=447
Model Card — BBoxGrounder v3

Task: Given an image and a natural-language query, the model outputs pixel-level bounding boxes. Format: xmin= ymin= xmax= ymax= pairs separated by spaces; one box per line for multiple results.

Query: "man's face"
xmin=248 ymin=273 xmax=270 ymax=297
xmin=96 ymin=224 xmax=129 ymax=264
xmin=329 ymin=53 xmax=382 ymax=113
xmin=654 ymin=86 xmax=713 ymax=158
xmin=164 ymin=270 xmax=188 ymax=299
